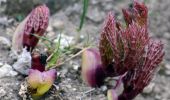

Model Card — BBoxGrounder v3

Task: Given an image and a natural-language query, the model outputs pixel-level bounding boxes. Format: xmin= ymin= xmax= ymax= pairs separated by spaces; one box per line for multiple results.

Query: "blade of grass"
xmin=77 ymin=0 xmax=89 ymax=31
xmin=31 ymin=34 xmax=53 ymax=43
xmin=46 ymin=33 xmax=62 ymax=69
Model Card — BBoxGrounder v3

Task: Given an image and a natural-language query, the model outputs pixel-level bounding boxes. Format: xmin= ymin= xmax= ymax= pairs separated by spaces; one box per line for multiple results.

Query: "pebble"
xmin=13 ymin=48 xmax=31 ymax=75
xmin=67 ymin=84 xmax=72 ymax=89
xmin=0 ymin=36 xmax=11 ymax=49
xmin=51 ymin=19 xmax=64 ymax=30
xmin=165 ymin=64 xmax=170 ymax=70
xmin=54 ymin=34 xmax=73 ymax=49
xmin=72 ymin=88 xmax=77 ymax=91
xmin=163 ymin=32 xmax=170 ymax=40
xmin=164 ymin=64 xmax=170 ymax=75
xmin=46 ymin=26 xmax=53 ymax=32
xmin=0 ymin=88 xmax=6 ymax=97
xmin=0 ymin=63 xmax=18 ymax=78
xmin=100 ymin=85 xmax=107 ymax=92
xmin=0 ymin=17 xmax=8 ymax=26
xmin=0 ymin=62 xmax=3 ymax=66
xmin=73 ymin=63 xmax=79 ymax=70
xmin=143 ymin=82 xmax=155 ymax=94
xmin=165 ymin=70 xmax=170 ymax=75
xmin=65 ymin=3 xmax=81 ymax=15
xmin=155 ymin=95 xmax=162 ymax=100
xmin=86 ymin=7 xmax=105 ymax=23
xmin=60 ymin=69 xmax=68 ymax=78
xmin=154 ymin=86 xmax=162 ymax=93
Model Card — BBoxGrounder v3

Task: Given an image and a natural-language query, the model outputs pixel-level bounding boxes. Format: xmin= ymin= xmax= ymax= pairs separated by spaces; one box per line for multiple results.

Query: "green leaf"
xmin=77 ymin=0 xmax=89 ymax=31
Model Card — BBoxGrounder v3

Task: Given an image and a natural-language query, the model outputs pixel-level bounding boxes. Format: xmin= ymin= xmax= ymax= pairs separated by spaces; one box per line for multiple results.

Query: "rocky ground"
xmin=0 ymin=0 xmax=170 ymax=100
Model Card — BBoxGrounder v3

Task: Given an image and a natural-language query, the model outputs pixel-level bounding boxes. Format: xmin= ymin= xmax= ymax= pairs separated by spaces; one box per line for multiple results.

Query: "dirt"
xmin=0 ymin=0 xmax=170 ymax=100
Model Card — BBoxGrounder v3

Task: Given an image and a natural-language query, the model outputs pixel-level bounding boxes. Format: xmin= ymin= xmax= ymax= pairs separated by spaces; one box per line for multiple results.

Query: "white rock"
xmin=54 ymin=34 xmax=74 ymax=49
xmin=72 ymin=61 xmax=79 ymax=70
xmin=0 ymin=63 xmax=18 ymax=78
xmin=101 ymin=85 xmax=107 ymax=92
xmin=143 ymin=82 xmax=155 ymax=94
xmin=72 ymin=88 xmax=77 ymax=91
xmin=13 ymin=48 xmax=31 ymax=75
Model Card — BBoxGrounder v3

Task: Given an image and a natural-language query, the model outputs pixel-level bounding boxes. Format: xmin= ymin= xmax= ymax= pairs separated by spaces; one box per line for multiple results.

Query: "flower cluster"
xmin=12 ymin=5 xmax=56 ymax=99
xmin=81 ymin=1 xmax=164 ymax=100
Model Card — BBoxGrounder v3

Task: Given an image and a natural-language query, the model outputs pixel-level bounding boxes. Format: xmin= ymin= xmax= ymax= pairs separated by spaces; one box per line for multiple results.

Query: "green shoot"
xmin=77 ymin=0 xmax=89 ymax=31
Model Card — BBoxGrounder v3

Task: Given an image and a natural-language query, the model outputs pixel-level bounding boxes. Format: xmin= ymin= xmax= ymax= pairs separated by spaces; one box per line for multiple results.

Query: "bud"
xmin=99 ymin=12 xmax=149 ymax=76
xmin=81 ymin=48 xmax=106 ymax=87
xmin=27 ymin=69 xmax=56 ymax=99
xmin=31 ymin=53 xmax=48 ymax=72
xmin=119 ymin=39 xmax=164 ymax=100
xmin=12 ymin=5 xmax=49 ymax=53
xmin=107 ymin=89 xmax=118 ymax=100
xmin=122 ymin=1 xmax=148 ymax=27
xmin=99 ymin=12 xmax=114 ymax=69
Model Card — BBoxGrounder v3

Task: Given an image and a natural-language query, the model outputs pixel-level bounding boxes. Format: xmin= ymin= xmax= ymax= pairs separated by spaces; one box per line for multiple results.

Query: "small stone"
xmin=0 ymin=62 xmax=3 ymax=66
xmin=165 ymin=64 xmax=170 ymax=70
xmin=86 ymin=7 xmax=105 ymax=23
xmin=165 ymin=70 xmax=170 ymax=75
xmin=155 ymin=95 xmax=162 ymax=100
xmin=0 ymin=88 xmax=6 ymax=97
xmin=143 ymin=82 xmax=155 ymax=94
xmin=54 ymin=34 xmax=73 ymax=49
xmin=19 ymin=81 xmax=29 ymax=100
xmin=163 ymin=32 xmax=170 ymax=40
xmin=73 ymin=63 xmax=79 ymax=70
xmin=46 ymin=26 xmax=53 ymax=32
xmin=60 ymin=69 xmax=68 ymax=78
xmin=91 ymin=0 xmax=100 ymax=5
xmin=153 ymin=86 xmax=162 ymax=93
xmin=0 ymin=17 xmax=8 ymax=26
xmin=0 ymin=36 xmax=11 ymax=49
xmin=0 ymin=63 xmax=18 ymax=78
xmin=72 ymin=88 xmax=76 ymax=91
xmin=13 ymin=48 xmax=31 ymax=75
xmin=100 ymin=85 xmax=107 ymax=92
xmin=46 ymin=31 xmax=56 ymax=39
xmin=0 ymin=0 xmax=6 ymax=4
xmin=67 ymin=84 xmax=72 ymax=89
xmin=51 ymin=20 xmax=64 ymax=30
